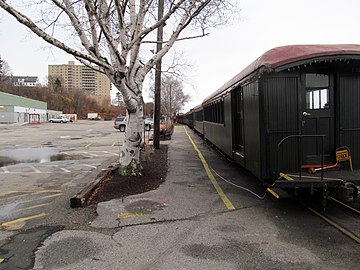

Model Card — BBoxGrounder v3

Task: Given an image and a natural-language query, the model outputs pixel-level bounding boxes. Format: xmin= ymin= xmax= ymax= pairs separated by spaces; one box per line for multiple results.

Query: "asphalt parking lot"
xmin=0 ymin=120 xmax=123 ymax=230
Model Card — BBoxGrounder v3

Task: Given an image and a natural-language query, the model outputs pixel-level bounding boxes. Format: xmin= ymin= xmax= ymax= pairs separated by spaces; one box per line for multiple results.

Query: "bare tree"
xmin=0 ymin=0 xmax=238 ymax=175
xmin=114 ymin=91 xmax=124 ymax=107
xmin=150 ymin=76 xmax=190 ymax=117
xmin=0 ymin=55 xmax=12 ymax=83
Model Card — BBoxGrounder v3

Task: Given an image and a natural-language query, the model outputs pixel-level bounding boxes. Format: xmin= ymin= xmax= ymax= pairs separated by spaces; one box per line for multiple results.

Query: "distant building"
xmin=48 ymin=61 xmax=111 ymax=105
xmin=0 ymin=91 xmax=47 ymax=123
xmin=11 ymin=76 xmax=40 ymax=87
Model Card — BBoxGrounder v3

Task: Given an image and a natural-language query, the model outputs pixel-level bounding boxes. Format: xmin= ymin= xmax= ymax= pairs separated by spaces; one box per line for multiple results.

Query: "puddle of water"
xmin=50 ymin=154 xmax=88 ymax=161
xmin=0 ymin=148 xmax=88 ymax=167
xmin=0 ymin=202 xmax=20 ymax=217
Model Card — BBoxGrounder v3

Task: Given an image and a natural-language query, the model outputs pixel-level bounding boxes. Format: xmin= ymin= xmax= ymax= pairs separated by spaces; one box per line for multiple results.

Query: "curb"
xmin=70 ymin=158 xmax=119 ymax=208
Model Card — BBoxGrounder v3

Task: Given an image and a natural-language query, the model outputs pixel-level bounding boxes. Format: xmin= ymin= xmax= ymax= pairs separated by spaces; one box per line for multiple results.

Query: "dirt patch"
xmin=91 ymin=145 xmax=168 ymax=204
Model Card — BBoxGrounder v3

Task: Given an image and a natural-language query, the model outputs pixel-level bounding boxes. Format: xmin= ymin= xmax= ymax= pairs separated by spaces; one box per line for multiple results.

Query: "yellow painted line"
xmin=31 ymin=190 xmax=63 ymax=194
xmin=267 ymin=188 xmax=280 ymax=199
xmin=117 ymin=212 xmax=147 ymax=219
xmin=111 ymin=141 xmax=116 ymax=147
xmin=41 ymin=193 xmax=63 ymax=199
xmin=1 ymin=213 xmax=47 ymax=227
xmin=19 ymin=193 xmax=63 ymax=204
xmin=184 ymin=127 xmax=235 ymax=210
xmin=0 ymin=193 xmax=29 ymax=201
xmin=0 ymin=190 xmax=35 ymax=196
xmin=0 ymin=189 xmax=62 ymax=196
xmin=279 ymin=173 xmax=294 ymax=181
xmin=85 ymin=143 xmax=93 ymax=148
xmin=14 ymin=203 xmax=51 ymax=212
xmin=0 ymin=190 xmax=63 ymax=201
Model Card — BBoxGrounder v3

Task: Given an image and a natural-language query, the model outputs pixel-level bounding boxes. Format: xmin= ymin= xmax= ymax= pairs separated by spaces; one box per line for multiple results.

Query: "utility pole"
xmin=154 ymin=0 xmax=164 ymax=149
xmin=169 ymin=84 xmax=172 ymax=120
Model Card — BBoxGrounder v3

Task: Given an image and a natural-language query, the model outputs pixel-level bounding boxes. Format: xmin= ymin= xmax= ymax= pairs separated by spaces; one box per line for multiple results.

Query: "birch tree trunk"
xmin=118 ymin=98 xmax=144 ymax=175
xmin=112 ymin=70 xmax=145 ymax=176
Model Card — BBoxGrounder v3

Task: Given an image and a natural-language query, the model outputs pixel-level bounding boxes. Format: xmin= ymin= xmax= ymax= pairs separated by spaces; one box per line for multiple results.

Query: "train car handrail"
xmin=277 ymin=134 xmax=326 ymax=181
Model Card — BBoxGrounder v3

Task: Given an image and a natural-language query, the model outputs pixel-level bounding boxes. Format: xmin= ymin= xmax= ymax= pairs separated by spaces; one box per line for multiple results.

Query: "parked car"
xmin=48 ymin=116 xmax=68 ymax=123
xmin=114 ymin=116 xmax=153 ymax=132
xmin=144 ymin=117 xmax=153 ymax=131
xmin=114 ymin=116 xmax=126 ymax=132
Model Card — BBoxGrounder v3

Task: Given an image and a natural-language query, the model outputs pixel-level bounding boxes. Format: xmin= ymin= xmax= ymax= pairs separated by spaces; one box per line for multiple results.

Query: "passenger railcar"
xmin=186 ymin=44 xmax=360 ymax=199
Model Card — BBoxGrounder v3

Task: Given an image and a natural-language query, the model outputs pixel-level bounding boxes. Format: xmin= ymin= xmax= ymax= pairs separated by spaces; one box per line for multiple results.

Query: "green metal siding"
xmin=203 ymin=95 xmax=233 ymax=156
xmin=0 ymin=92 xmax=47 ymax=110
xmin=243 ymin=81 xmax=261 ymax=178
xmin=262 ymin=74 xmax=300 ymax=179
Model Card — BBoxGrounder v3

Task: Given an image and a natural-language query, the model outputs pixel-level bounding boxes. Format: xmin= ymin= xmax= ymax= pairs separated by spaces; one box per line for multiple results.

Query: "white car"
xmin=144 ymin=117 xmax=153 ymax=131
xmin=48 ymin=116 xmax=68 ymax=123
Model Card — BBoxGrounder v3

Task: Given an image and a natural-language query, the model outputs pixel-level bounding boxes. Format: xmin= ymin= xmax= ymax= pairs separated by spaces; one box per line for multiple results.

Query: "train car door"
xmin=301 ymin=73 xmax=335 ymax=165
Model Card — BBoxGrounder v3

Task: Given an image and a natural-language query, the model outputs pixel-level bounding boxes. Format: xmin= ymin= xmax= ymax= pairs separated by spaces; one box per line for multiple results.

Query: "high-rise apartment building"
xmin=48 ymin=61 xmax=111 ymax=104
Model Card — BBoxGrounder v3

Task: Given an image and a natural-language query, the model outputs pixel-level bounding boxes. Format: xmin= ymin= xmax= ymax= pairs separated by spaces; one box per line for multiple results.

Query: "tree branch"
xmin=0 ymin=0 xmax=114 ymax=71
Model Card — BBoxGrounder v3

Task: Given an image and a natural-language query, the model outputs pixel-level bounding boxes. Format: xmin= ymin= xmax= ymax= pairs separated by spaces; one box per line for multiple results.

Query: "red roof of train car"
xmin=203 ymin=44 xmax=360 ymax=103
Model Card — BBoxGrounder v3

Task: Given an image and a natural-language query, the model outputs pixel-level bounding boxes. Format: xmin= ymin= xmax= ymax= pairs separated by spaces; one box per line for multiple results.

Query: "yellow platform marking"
xmin=1 ymin=213 xmax=47 ymax=227
xmin=279 ymin=173 xmax=294 ymax=181
xmin=184 ymin=127 xmax=235 ymax=210
xmin=267 ymin=188 xmax=280 ymax=199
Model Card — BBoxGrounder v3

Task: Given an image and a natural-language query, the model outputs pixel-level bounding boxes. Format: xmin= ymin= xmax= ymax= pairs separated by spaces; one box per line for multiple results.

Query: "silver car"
xmin=48 ymin=116 xmax=68 ymax=123
xmin=114 ymin=116 xmax=152 ymax=132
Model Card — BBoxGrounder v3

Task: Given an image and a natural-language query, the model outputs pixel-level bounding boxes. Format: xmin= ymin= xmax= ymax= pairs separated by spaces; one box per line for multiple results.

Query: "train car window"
xmin=306 ymin=74 xmax=329 ymax=88
xmin=306 ymin=74 xmax=330 ymax=109
xmin=204 ymin=100 xmax=224 ymax=124
xmin=306 ymin=89 xmax=329 ymax=109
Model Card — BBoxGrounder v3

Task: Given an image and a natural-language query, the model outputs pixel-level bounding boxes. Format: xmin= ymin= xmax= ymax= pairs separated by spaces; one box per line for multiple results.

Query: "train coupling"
xmin=334 ymin=182 xmax=359 ymax=203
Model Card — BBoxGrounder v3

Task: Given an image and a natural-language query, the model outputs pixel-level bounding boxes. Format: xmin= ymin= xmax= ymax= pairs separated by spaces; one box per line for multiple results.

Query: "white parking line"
xmin=102 ymin=151 xmax=119 ymax=156
xmin=60 ymin=168 xmax=71 ymax=173
xmin=30 ymin=166 xmax=42 ymax=173
xmin=83 ymin=164 xmax=97 ymax=169
xmin=83 ymin=152 xmax=98 ymax=157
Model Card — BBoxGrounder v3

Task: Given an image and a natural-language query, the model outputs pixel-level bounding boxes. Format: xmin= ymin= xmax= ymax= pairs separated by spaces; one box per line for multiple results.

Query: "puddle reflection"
xmin=0 ymin=147 xmax=88 ymax=167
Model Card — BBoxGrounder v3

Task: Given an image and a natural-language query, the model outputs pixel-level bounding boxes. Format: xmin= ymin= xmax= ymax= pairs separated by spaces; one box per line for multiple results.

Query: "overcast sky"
xmin=1 ymin=0 xmax=360 ymax=111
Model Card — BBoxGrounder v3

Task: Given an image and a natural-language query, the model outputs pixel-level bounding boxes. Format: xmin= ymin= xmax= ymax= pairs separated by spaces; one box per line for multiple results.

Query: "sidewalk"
xmin=91 ymin=125 xmax=226 ymax=228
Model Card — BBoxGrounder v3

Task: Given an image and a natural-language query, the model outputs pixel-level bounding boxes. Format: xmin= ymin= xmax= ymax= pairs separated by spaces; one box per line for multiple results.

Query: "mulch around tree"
xmin=91 ymin=145 xmax=168 ymax=204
